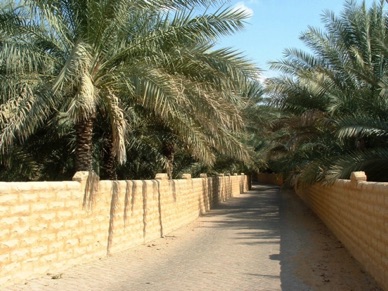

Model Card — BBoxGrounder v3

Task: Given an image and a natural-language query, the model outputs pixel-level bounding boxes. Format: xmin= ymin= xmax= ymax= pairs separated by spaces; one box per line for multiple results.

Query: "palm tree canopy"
xmin=265 ymin=0 xmax=388 ymax=184
xmin=0 ymin=0 xmax=260 ymax=179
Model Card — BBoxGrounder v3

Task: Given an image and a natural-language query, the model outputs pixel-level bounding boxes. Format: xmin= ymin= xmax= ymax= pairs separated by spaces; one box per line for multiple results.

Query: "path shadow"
xmin=198 ymin=184 xmax=281 ymax=244
xmin=278 ymin=188 xmax=314 ymax=290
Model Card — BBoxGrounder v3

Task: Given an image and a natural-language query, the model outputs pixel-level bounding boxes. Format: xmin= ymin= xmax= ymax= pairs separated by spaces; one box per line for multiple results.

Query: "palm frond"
xmin=337 ymin=115 xmax=388 ymax=139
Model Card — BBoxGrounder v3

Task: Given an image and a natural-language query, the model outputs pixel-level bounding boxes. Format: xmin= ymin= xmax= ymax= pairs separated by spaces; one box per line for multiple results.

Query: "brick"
xmin=64 ymin=219 xmax=79 ymax=228
xmin=10 ymin=225 xmax=30 ymax=236
xmin=21 ymin=236 xmax=39 ymax=247
xmin=0 ymin=252 xmax=10 ymax=263
xmin=19 ymin=214 xmax=37 ymax=225
xmin=41 ymin=233 xmax=56 ymax=242
xmin=0 ymin=194 xmax=18 ymax=205
xmin=49 ymin=200 xmax=66 ymax=209
xmin=56 ymin=230 xmax=72 ymax=240
xmin=10 ymin=248 xmax=30 ymax=261
xmin=0 ymin=205 xmax=11 ymax=216
xmin=56 ymin=191 xmax=75 ymax=200
xmin=65 ymin=199 xmax=81 ymax=208
xmin=1 ymin=239 xmax=19 ymax=249
xmin=40 ymin=253 xmax=57 ymax=263
xmin=20 ymin=192 xmax=39 ymax=202
xmin=40 ymin=212 xmax=56 ymax=221
xmin=66 ymin=238 xmax=79 ymax=247
xmin=39 ymin=191 xmax=56 ymax=200
xmin=31 ymin=202 xmax=49 ymax=212
xmin=57 ymin=210 xmax=73 ymax=219
xmin=30 ymin=223 xmax=48 ymax=232
xmin=50 ymin=221 xmax=64 ymax=230
xmin=30 ymin=245 xmax=48 ymax=256
xmin=49 ymin=241 xmax=65 ymax=253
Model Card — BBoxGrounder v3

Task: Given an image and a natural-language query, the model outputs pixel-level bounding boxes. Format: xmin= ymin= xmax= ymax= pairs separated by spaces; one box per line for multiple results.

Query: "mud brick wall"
xmin=294 ymin=172 xmax=388 ymax=290
xmin=0 ymin=172 xmax=248 ymax=286
xmin=256 ymin=173 xmax=283 ymax=186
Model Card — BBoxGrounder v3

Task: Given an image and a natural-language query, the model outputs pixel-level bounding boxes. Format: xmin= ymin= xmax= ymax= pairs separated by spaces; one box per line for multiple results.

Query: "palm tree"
xmin=0 ymin=0 xmax=258 ymax=179
xmin=94 ymin=5 xmax=258 ymax=179
xmin=0 ymin=1 xmax=62 ymax=180
xmin=0 ymin=0 xmax=256 ymax=177
xmin=266 ymin=0 xmax=388 ymax=183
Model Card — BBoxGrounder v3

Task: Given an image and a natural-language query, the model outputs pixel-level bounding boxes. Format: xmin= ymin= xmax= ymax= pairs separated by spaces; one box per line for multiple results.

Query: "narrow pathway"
xmin=5 ymin=185 xmax=381 ymax=291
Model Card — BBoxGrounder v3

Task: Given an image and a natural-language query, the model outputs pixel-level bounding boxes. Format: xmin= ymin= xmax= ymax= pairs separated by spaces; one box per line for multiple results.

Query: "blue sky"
xmin=217 ymin=0 xmax=376 ymax=79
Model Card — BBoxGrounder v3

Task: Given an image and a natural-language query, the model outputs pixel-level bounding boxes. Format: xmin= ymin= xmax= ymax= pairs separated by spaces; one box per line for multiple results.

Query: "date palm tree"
xmin=129 ymin=42 xmax=258 ymax=179
xmin=266 ymin=0 xmax=388 ymax=183
xmin=0 ymin=0 xmax=258 ymax=179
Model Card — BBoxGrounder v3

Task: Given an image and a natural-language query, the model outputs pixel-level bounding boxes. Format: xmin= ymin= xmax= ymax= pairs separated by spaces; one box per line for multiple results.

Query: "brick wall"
xmin=256 ymin=173 xmax=283 ymax=186
xmin=0 ymin=172 xmax=248 ymax=286
xmin=295 ymin=172 xmax=388 ymax=290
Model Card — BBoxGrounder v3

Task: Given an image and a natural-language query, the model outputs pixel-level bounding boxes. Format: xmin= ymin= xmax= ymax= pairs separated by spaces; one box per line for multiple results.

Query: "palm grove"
xmin=1 ymin=0 xmax=388 ymax=185
xmin=0 ymin=0 xmax=262 ymax=181
xmin=265 ymin=0 xmax=388 ymax=184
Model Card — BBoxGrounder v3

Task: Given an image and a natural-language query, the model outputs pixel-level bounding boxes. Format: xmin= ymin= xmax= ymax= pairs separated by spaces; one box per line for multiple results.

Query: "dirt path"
xmin=4 ymin=184 xmax=382 ymax=291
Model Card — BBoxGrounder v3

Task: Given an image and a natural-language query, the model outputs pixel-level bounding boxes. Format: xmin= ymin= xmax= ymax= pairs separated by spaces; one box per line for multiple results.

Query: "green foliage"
xmin=265 ymin=0 xmax=388 ymax=184
xmin=0 ymin=0 xmax=262 ymax=181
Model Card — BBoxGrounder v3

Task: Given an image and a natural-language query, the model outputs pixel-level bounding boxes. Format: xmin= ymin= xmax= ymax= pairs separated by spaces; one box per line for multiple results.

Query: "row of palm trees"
xmin=0 ymin=0 xmax=261 ymax=181
xmin=3 ymin=0 xmax=387 ymax=185
xmin=263 ymin=0 xmax=388 ymax=184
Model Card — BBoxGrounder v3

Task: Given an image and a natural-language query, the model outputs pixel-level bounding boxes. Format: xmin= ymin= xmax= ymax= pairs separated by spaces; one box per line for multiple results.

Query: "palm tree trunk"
xmin=75 ymin=116 xmax=95 ymax=172
xmin=163 ymin=141 xmax=175 ymax=180
xmin=100 ymin=131 xmax=117 ymax=180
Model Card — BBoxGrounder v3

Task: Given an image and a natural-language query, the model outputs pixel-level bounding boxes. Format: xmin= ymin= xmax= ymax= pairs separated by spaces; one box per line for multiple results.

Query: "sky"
xmin=216 ymin=0 xmax=376 ymax=79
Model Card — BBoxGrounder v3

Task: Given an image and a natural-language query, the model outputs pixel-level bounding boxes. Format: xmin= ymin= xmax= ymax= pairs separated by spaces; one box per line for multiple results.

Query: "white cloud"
xmin=233 ymin=2 xmax=254 ymax=18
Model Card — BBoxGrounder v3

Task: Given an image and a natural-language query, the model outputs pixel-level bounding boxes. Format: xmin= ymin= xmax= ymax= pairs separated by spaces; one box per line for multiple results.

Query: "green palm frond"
xmin=325 ymin=148 xmax=388 ymax=182
xmin=0 ymin=147 xmax=42 ymax=181
xmin=337 ymin=115 xmax=388 ymax=139
xmin=264 ymin=0 xmax=388 ymax=185
xmin=0 ymin=86 xmax=54 ymax=154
